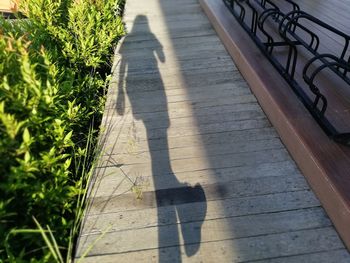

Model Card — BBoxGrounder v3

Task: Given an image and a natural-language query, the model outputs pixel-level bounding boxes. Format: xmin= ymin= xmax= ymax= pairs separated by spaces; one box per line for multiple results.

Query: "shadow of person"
xmin=116 ymin=15 xmax=207 ymax=262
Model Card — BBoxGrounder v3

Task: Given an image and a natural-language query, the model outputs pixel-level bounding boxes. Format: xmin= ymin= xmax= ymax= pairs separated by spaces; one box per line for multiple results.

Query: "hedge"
xmin=0 ymin=0 xmax=124 ymax=261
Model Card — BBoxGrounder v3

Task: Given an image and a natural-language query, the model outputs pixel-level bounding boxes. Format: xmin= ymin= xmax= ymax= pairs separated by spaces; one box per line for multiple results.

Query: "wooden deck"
xmin=200 ymin=0 xmax=350 ymax=251
xmin=75 ymin=0 xmax=350 ymax=262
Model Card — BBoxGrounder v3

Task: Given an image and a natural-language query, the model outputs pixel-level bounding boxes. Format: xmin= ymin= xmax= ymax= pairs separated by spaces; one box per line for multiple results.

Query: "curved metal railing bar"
xmin=303 ymin=54 xmax=350 ymax=113
xmin=303 ymin=54 xmax=350 ymax=144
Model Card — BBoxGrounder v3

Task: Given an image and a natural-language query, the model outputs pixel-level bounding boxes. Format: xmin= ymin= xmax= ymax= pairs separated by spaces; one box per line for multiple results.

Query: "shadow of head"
xmin=116 ymin=14 xmax=165 ymax=116
xmin=134 ymin=14 xmax=148 ymax=24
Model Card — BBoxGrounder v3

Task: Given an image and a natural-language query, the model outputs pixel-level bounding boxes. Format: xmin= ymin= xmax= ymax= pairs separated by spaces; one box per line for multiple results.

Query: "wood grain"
xmin=75 ymin=0 xmax=350 ymax=261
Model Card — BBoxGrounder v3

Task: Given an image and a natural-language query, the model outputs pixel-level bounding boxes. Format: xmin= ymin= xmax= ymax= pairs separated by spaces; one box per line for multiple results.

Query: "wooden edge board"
xmin=199 ymin=0 xmax=350 ymax=250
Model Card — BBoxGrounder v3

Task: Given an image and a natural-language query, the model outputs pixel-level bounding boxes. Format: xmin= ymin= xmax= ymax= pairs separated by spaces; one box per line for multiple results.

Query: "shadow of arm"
xmin=116 ymin=57 xmax=126 ymax=116
xmin=155 ymin=38 xmax=165 ymax=63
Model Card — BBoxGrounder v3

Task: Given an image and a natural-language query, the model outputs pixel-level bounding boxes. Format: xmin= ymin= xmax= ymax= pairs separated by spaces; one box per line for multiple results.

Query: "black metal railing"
xmin=223 ymin=0 xmax=350 ymax=145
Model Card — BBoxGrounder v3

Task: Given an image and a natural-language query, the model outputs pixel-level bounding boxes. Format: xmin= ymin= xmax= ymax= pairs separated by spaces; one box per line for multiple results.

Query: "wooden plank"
xmin=294 ymin=0 xmax=350 ymax=33
xmin=100 ymin=111 xmax=267 ymax=137
xmin=123 ymin=46 xmax=228 ymax=59
xmin=99 ymin=138 xmax=284 ymax=166
xmin=86 ymin=175 xmax=309 ymax=214
xmin=77 ymin=208 xmax=332 ymax=256
xmin=109 ymin=81 xmax=251 ymax=102
xmin=99 ymin=118 xmax=272 ymax=141
xmin=124 ymin=19 xmax=212 ymax=36
xmin=106 ymin=102 xmax=262 ymax=123
xmin=81 ymin=190 xmax=320 ymax=235
xmin=108 ymin=69 xmax=243 ymax=92
xmin=105 ymin=94 xmax=258 ymax=113
xmin=77 ymin=228 xmax=346 ymax=262
xmin=252 ymin=249 xmax=350 ymax=263
xmin=118 ymin=34 xmax=224 ymax=51
xmin=89 ymin=160 xmax=300 ymax=197
xmin=117 ymin=57 xmax=234 ymax=75
xmin=98 ymin=147 xmax=291 ymax=172
xmin=101 ymin=127 xmax=279 ymax=154
xmin=123 ymin=26 xmax=217 ymax=42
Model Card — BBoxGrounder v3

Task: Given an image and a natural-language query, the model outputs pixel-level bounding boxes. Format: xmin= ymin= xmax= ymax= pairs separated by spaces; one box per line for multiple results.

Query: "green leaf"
xmin=64 ymin=131 xmax=73 ymax=144
xmin=64 ymin=158 xmax=72 ymax=170
xmin=24 ymin=151 xmax=31 ymax=163
xmin=23 ymin=128 xmax=31 ymax=144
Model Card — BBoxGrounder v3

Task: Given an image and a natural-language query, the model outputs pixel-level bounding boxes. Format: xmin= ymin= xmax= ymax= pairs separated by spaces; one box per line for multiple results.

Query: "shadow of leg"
xmin=157 ymin=204 xmax=182 ymax=263
xmin=147 ymin=128 xmax=183 ymax=262
xmin=176 ymin=184 xmax=207 ymax=257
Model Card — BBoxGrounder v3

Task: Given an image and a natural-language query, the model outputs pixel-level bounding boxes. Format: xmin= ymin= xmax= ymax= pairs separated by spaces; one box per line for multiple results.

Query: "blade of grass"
xmin=76 ymin=224 xmax=113 ymax=262
xmin=47 ymin=224 xmax=64 ymax=263
xmin=33 ymin=217 xmax=61 ymax=263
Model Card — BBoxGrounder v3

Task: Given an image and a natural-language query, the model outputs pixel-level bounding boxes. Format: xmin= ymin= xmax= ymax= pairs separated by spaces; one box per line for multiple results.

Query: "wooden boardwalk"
xmin=75 ymin=0 xmax=350 ymax=262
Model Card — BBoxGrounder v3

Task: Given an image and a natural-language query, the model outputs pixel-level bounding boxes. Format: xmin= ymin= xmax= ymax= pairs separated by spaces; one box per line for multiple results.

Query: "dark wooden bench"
xmin=223 ymin=0 xmax=350 ymax=145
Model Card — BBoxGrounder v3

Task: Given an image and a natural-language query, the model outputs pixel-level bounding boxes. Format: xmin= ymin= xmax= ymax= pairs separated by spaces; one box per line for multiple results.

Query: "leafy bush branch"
xmin=0 ymin=0 xmax=125 ymax=261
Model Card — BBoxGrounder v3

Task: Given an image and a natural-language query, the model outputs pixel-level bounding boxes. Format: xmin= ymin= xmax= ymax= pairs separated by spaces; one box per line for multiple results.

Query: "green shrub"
xmin=0 ymin=35 xmax=76 ymax=260
xmin=0 ymin=0 xmax=124 ymax=261
xmin=20 ymin=0 xmax=124 ymax=70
